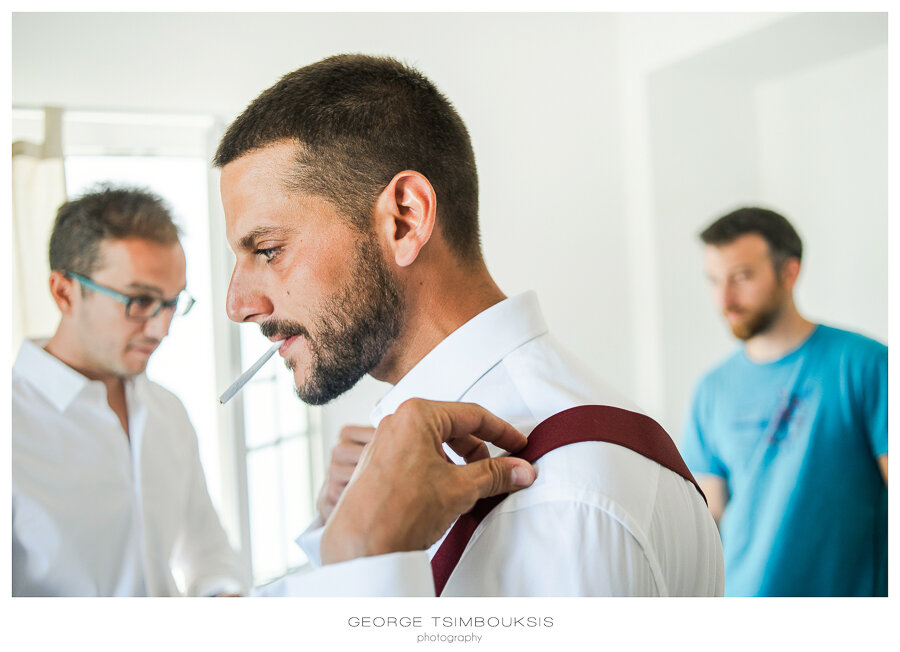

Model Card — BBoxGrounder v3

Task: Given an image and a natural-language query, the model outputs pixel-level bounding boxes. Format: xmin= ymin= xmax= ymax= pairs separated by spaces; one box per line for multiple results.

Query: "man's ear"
xmin=48 ymin=271 xmax=78 ymax=315
xmin=779 ymin=258 xmax=802 ymax=291
xmin=373 ymin=171 xmax=437 ymax=268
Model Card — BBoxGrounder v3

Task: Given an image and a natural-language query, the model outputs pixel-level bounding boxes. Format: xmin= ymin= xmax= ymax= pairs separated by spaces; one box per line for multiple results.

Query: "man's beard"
xmin=725 ymin=286 xmax=784 ymax=341
xmin=262 ymin=232 xmax=405 ymax=405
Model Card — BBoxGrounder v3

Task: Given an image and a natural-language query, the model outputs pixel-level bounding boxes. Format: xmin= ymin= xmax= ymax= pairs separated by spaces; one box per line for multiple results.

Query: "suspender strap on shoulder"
xmin=430 ymin=404 xmax=705 ymax=596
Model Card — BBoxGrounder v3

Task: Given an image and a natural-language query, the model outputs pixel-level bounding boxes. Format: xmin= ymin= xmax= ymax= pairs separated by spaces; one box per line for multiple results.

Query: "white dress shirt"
xmin=274 ymin=292 xmax=723 ymax=597
xmin=12 ymin=339 xmax=249 ymax=597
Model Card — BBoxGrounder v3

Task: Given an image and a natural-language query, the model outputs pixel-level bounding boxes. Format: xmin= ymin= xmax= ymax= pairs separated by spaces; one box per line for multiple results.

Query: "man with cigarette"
xmin=216 ymin=54 xmax=723 ymax=596
xmin=681 ymin=207 xmax=888 ymax=596
xmin=12 ymin=186 xmax=249 ymax=596
xmin=10 ymin=184 xmax=534 ymax=596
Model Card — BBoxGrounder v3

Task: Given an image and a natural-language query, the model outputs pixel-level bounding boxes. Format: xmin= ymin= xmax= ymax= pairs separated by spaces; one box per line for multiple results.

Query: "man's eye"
xmin=132 ymin=295 xmax=158 ymax=308
xmin=256 ymin=247 xmax=282 ymax=262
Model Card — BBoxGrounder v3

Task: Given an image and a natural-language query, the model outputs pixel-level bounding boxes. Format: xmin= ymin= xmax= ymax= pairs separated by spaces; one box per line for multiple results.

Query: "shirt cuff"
xmin=295 ymin=515 xmax=325 ymax=567
xmin=250 ymin=551 xmax=435 ymax=597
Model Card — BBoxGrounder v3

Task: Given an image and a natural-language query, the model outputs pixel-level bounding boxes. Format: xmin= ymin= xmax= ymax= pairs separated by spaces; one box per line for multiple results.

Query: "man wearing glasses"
xmin=12 ymin=185 xmax=249 ymax=596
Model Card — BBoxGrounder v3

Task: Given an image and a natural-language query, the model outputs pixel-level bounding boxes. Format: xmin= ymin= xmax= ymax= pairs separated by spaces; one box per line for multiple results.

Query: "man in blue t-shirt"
xmin=681 ymin=207 xmax=888 ymax=597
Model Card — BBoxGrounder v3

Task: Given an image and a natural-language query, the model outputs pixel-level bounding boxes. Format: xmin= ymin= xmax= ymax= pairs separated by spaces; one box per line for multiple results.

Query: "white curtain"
xmin=12 ymin=107 xmax=68 ymax=355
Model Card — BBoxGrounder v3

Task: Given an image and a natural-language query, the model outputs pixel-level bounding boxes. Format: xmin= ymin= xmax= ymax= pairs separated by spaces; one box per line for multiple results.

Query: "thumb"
xmin=458 ymin=457 xmax=536 ymax=502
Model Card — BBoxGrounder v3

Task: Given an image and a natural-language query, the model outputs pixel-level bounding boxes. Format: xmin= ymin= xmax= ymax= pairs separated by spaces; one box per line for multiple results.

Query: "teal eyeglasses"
xmin=65 ymin=272 xmax=195 ymax=322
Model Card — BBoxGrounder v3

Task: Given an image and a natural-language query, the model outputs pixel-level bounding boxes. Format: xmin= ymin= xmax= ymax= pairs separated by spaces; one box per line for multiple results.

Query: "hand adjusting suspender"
xmin=430 ymin=404 xmax=706 ymax=596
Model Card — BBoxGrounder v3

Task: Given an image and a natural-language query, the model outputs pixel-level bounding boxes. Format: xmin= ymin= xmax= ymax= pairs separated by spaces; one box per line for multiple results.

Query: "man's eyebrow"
xmin=125 ymin=282 xmax=185 ymax=297
xmin=123 ymin=282 xmax=163 ymax=295
xmin=238 ymin=226 xmax=291 ymax=251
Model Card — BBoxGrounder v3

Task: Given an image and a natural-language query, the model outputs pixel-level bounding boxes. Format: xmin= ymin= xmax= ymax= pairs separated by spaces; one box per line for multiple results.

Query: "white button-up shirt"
xmin=264 ymin=292 xmax=723 ymax=596
xmin=12 ymin=339 xmax=249 ymax=597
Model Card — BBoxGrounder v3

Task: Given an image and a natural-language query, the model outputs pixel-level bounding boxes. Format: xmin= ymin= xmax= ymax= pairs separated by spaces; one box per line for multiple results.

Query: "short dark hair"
xmin=214 ymin=54 xmax=481 ymax=261
xmin=49 ymin=184 xmax=181 ymax=277
xmin=700 ymin=206 xmax=803 ymax=269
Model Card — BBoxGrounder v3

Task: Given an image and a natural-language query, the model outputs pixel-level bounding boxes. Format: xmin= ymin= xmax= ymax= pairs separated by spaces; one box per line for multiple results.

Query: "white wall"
xmin=756 ymin=46 xmax=888 ymax=343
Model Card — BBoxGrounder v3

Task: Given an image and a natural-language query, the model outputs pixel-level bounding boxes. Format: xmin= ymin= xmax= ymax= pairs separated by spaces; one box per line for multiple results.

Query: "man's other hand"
xmin=320 ymin=399 xmax=536 ymax=565
xmin=316 ymin=424 xmax=375 ymax=522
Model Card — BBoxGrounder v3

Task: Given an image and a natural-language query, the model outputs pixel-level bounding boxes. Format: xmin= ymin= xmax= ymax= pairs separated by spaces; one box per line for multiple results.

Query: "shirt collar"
xmin=13 ymin=338 xmax=141 ymax=413
xmin=369 ymin=291 xmax=548 ymax=427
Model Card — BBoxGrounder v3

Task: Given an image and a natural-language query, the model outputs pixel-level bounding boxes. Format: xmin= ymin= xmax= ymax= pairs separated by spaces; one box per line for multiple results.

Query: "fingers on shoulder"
xmin=451 ymin=457 xmax=534 ymax=509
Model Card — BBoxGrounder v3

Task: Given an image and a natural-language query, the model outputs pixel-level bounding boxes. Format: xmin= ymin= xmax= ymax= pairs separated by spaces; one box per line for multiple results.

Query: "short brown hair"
xmin=700 ymin=206 xmax=803 ymax=270
xmin=214 ymin=54 xmax=481 ymax=261
xmin=49 ymin=184 xmax=181 ymax=277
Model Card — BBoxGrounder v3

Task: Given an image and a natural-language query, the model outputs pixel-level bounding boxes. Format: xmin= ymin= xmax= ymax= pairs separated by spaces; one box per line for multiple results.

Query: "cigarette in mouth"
xmin=218 ymin=339 xmax=285 ymax=405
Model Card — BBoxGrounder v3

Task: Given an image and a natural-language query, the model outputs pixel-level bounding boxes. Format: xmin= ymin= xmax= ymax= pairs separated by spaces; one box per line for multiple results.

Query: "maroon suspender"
xmin=430 ymin=404 xmax=705 ymax=596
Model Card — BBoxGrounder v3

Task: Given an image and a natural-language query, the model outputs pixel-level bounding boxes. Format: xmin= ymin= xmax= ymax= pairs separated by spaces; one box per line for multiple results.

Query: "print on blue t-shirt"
xmin=681 ymin=325 xmax=887 ymax=597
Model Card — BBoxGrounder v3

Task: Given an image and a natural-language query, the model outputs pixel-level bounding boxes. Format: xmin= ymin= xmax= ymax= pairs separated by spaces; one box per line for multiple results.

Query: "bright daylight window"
xmin=236 ymin=324 xmax=323 ymax=582
xmin=13 ymin=109 xmax=324 ymax=585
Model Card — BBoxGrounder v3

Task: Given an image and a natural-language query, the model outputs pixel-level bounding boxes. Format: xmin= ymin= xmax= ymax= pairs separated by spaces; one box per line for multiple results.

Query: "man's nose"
xmin=718 ymin=279 xmax=745 ymax=310
xmin=226 ymin=264 xmax=272 ymax=324
xmin=142 ymin=308 xmax=175 ymax=340
xmin=711 ymin=281 xmax=729 ymax=310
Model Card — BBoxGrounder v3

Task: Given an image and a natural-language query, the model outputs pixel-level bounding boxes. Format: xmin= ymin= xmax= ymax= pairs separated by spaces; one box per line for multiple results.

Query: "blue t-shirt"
xmin=681 ymin=325 xmax=887 ymax=596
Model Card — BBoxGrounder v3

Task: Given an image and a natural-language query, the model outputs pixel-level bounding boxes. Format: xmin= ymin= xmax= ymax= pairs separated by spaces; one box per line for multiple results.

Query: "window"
xmin=238 ymin=324 xmax=324 ymax=582
xmin=12 ymin=108 xmax=324 ymax=585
